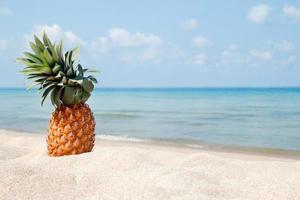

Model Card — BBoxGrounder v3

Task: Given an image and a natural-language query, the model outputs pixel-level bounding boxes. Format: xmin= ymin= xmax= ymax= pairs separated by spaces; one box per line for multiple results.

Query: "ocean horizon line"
xmin=1 ymin=86 xmax=300 ymax=90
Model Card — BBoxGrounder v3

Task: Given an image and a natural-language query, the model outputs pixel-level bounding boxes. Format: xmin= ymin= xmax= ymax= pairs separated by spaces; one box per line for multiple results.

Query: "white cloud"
xmin=258 ymin=51 xmax=272 ymax=61
xmin=269 ymin=40 xmax=294 ymax=51
xmin=193 ymin=35 xmax=212 ymax=47
xmin=0 ymin=7 xmax=13 ymax=16
xmin=220 ymin=44 xmax=241 ymax=64
xmin=91 ymin=28 xmax=163 ymax=62
xmin=0 ymin=39 xmax=8 ymax=50
xmin=108 ymin=28 xmax=162 ymax=47
xmin=94 ymin=28 xmax=162 ymax=53
xmin=250 ymin=49 xmax=272 ymax=61
xmin=221 ymin=50 xmax=242 ymax=65
xmin=140 ymin=47 xmax=160 ymax=61
xmin=228 ymin=44 xmax=238 ymax=51
xmin=221 ymin=50 xmax=233 ymax=64
xmin=121 ymin=47 xmax=161 ymax=63
xmin=283 ymin=4 xmax=300 ymax=20
xmin=26 ymin=24 xmax=85 ymax=47
xmin=220 ymin=42 xmax=294 ymax=66
xmin=181 ymin=18 xmax=198 ymax=30
xmin=64 ymin=31 xmax=85 ymax=46
xmin=248 ymin=4 xmax=271 ymax=24
xmin=194 ymin=53 xmax=207 ymax=65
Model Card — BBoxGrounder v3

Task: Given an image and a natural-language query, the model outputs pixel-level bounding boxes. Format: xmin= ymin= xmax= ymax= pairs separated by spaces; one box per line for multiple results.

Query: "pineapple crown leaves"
xmin=17 ymin=32 xmax=98 ymax=108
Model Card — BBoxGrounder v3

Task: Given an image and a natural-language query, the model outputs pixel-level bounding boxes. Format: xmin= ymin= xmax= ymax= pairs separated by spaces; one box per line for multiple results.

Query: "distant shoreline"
xmin=2 ymin=129 xmax=300 ymax=160
xmin=97 ymin=134 xmax=300 ymax=160
xmin=1 ymin=86 xmax=300 ymax=90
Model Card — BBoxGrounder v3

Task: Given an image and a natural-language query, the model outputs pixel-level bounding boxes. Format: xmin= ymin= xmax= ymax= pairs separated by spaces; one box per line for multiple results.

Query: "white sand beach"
xmin=0 ymin=129 xmax=299 ymax=200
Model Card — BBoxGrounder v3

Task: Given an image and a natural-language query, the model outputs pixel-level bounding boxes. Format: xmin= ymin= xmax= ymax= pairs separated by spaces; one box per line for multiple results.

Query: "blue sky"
xmin=0 ymin=0 xmax=299 ymax=87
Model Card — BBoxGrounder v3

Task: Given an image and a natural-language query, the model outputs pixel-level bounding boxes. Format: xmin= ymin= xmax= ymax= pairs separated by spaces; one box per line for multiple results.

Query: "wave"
xmin=96 ymin=109 xmax=187 ymax=114
xmin=96 ymin=134 xmax=147 ymax=142
xmin=94 ymin=112 xmax=142 ymax=119
xmin=1 ymin=129 xmax=300 ymax=157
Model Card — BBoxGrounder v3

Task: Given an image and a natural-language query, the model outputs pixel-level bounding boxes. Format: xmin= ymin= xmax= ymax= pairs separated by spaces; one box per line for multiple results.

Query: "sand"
xmin=0 ymin=130 xmax=299 ymax=200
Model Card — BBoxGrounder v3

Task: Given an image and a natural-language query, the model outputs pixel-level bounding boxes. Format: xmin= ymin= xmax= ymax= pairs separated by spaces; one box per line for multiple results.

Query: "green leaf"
xmin=36 ymin=52 xmax=50 ymax=68
xmin=26 ymin=81 xmax=41 ymax=90
xmin=66 ymin=67 xmax=74 ymax=77
xmin=68 ymin=50 xmax=73 ymax=65
xmin=71 ymin=47 xmax=79 ymax=61
xmin=20 ymin=67 xmax=52 ymax=75
xmin=61 ymin=86 xmax=76 ymax=104
xmin=22 ymin=63 xmax=45 ymax=68
xmin=40 ymin=85 xmax=56 ymax=106
xmin=73 ymin=87 xmax=83 ymax=103
xmin=67 ymin=79 xmax=77 ymax=86
xmin=55 ymin=40 xmax=64 ymax=63
xmin=41 ymin=80 xmax=55 ymax=88
xmin=50 ymin=87 xmax=62 ymax=108
xmin=29 ymin=42 xmax=41 ymax=55
xmin=68 ymin=78 xmax=83 ymax=85
xmin=23 ymin=52 xmax=43 ymax=64
xmin=77 ymin=64 xmax=83 ymax=77
xmin=43 ymin=32 xmax=54 ymax=49
xmin=82 ymin=78 xmax=94 ymax=93
xmin=43 ymin=49 xmax=54 ymax=67
xmin=16 ymin=58 xmax=34 ymax=66
xmin=52 ymin=64 xmax=61 ymax=74
xmin=81 ymin=90 xmax=91 ymax=103
xmin=51 ymin=48 xmax=59 ymax=63
xmin=21 ymin=63 xmax=51 ymax=71
xmin=34 ymin=77 xmax=47 ymax=83
xmin=34 ymin=35 xmax=45 ymax=52
xmin=87 ymin=75 xmax=98 ymax=84
xmin=46 ymin=76 xmax=56 ymax=81
xmin=61 ymin=76 xmax=67 ymax=84
xmin=55 ymin=71 xmax=65 ymax=79
xmin=65 ymin=51 xmax=70 ymax=71
xmin=43 ymin=32 xmax=60 ymax=63
xmin=28 ymin=74 xmax=48 ymax=80
xmin=86 ymin=68 xmax=100 ymax=73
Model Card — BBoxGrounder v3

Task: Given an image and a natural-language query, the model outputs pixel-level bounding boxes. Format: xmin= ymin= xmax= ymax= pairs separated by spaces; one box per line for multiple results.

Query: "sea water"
xmin=0 ymin=88 xmax=299 ymax=151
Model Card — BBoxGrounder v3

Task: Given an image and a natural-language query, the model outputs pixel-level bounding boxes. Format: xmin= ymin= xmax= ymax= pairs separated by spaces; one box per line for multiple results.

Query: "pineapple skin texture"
xmin=47 ymin=103 xmax=95 ymax=156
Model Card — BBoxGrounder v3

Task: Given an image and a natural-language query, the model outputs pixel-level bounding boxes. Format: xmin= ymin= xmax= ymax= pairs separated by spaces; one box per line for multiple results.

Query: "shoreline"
xmin=2 ymin=128 xmax=300 ymax=160
xmin=108 ymin=136 xmax=300 ymax=160
xmin=1 ymin=129 xmax=299 ymax=161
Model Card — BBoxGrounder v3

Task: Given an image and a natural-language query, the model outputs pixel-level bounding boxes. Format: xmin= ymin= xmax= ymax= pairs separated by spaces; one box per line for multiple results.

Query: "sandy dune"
xmin=0 ymin=130 xmax=299 ymax=200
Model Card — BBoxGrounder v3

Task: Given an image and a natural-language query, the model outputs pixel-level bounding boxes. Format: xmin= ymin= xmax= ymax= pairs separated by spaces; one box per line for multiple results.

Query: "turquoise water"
xmin=0 ymin=88 xmax=300 ymax=151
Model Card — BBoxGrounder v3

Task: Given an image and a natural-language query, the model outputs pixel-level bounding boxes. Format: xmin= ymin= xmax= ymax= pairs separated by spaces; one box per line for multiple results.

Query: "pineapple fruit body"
xmin=47 ymin=103 xmax=95 ymax=156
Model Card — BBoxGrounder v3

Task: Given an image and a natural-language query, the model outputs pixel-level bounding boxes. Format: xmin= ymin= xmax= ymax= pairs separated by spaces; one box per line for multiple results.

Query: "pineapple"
xmin=17 ymin=32 xmax=98 ymax=156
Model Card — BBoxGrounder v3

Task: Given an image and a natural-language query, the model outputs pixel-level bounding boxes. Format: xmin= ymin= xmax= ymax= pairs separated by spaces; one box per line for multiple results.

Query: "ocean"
xmin=0 ymin=88 xmax=299 ymax=151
